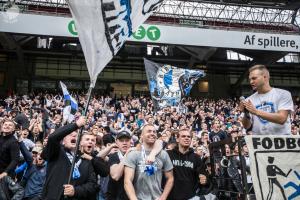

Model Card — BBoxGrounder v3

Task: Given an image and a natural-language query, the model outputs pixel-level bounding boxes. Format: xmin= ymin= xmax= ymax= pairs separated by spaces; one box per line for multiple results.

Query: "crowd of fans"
xmin=0 ymin=92 xmax=299 ymax=200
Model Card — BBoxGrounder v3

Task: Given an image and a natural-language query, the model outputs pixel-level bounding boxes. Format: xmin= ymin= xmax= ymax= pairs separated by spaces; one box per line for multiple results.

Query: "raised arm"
xmin=146 ymin=139 xmax=163 ymax=164
xmin=19 ymin=141 xmax=33 ymax=167
xmin=43 ymin=116 xmax=85 ymax=161
xmin=96 ymin=143 xmax=118 ymax=160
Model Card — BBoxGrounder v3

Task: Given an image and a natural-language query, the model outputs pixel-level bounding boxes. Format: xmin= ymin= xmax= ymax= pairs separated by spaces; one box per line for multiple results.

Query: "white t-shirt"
xmin=247 ymin=88 xmax=294 ymax=135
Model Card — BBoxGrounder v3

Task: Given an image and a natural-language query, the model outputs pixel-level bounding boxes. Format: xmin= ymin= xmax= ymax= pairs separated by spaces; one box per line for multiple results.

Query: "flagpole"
xmin=66 ymin=85 xmax=94 ymax=186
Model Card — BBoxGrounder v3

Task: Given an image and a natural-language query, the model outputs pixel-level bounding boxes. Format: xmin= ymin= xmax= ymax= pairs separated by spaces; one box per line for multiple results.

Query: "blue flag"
xmin=60 ymin=81 xmax=78 ymax=123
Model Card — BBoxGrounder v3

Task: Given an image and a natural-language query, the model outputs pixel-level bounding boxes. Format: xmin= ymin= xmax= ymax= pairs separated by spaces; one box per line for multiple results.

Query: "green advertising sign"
xmin=133 ymin=25 xmax=161 ymax=41
xmin=68 ymin=22 xmax=160 ymax=41
xmin=68 ymin=20 xmax=78 ymax=36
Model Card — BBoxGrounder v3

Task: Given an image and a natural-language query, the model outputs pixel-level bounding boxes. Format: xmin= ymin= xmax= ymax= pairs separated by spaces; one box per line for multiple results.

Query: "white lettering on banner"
xmin=1 ymin=12 xmax=300 ymax=52
xmin=245 ymin=136 xmax=300 ymax=200
xmin=172 ymin=160 xmax=194 ymax=169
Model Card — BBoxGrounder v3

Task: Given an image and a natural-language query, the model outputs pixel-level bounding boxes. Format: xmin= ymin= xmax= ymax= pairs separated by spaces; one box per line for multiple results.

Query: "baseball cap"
xmin=32 ymin=146 xmax=43 ymax=154
xmin=116 ymin=131 xmax=131 ymax=140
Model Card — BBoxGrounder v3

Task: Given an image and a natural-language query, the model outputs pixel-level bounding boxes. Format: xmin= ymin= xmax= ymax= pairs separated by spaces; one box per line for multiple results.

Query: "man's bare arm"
xmin=244 ymin=100 xmax=289 ymax=125
xmin=146 ymin=139 xmax=163 ymax=164
xmin=124 ymin=166 xmax=138 ymax=200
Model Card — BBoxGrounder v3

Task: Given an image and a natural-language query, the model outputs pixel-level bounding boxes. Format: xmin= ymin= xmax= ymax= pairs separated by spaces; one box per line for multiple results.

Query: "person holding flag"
xmin=64 ymin=0 xmax=164 ymax=190
xmin=41 ymin=116 xmax=98 ymax=200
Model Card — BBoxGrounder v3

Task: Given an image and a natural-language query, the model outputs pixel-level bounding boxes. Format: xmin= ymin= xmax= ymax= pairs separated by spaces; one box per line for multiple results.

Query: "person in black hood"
xmin=167 ymin=128 xmax=208 ymax=200
xmin=41 ymin=116 xmax=98 ymax=200
xmin=0 ymin=119 xmax=20 ymax=179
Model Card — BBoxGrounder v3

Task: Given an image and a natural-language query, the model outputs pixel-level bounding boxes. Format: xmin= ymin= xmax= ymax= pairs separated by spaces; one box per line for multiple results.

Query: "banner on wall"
xmin=245 ymin=135 xmax=300 ymax=200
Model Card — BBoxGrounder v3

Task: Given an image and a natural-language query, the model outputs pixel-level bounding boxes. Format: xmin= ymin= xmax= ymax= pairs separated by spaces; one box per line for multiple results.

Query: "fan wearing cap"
xmin=41 ymin=116 xmax=98 ymax=200
xmin=0 ymin=119 xmax=20 ymax=180
xmin=19 ymin=138 xmax=46 ymax=200
xmin=106 ymin=131 xmax=132 ymax=200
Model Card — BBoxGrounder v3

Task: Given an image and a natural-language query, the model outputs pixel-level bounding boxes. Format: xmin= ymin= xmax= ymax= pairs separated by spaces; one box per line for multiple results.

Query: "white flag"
xmin=60 ymin=81 xmax=78 ymax=123
xmin=67 ymin=0 xmax=163 ymax=87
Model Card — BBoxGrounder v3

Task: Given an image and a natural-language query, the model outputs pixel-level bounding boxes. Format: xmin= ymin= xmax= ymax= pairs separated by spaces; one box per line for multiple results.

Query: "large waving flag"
xmin=60 ymin=81 xmax=78 ymax=124
xmin=67 ymin=0 xmax=163 ymax=87
xmin=144 ymin=58 xmax=205 ymax=110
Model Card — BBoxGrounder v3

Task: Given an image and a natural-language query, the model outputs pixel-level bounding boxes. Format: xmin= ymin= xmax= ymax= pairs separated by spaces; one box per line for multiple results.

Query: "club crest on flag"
xmin=144 ymin=58 xmax=205 ymax=110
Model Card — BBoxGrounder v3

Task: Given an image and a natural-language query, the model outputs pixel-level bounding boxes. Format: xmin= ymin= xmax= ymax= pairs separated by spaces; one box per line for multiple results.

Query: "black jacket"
xmin=41 ymin=123 xmax=98 ymax=200
xmin=91 ymin=151 xmax=109 ymax=177
xmin=0 ymin=133 xmax=20 ymax=176
xmin=167 ymin=147 xmax=207 ymax=200
xmin=0 ymin=175 xmax=24 ymax=200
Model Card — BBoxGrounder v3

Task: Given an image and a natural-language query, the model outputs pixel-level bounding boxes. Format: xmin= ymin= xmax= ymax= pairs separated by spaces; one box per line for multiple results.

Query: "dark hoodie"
xmin=0 ymin=133 xmax=20 ymax=176
xmin=167 ymin=147 xmax=206 ymax=200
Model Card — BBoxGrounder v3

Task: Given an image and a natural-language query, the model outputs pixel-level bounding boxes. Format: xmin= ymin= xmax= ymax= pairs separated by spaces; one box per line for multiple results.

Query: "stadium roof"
xmin=1 ymin=0 xmax=300 ymax=31
xmin=0 ymin=0 xmax=299 ymax=83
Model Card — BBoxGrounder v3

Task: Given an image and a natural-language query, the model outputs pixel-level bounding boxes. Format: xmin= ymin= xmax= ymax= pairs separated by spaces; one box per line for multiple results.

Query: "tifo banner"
xmin=144 ymin=58 xmax=205 ymax=110
xmin=67 ymin=0 xmax=163 ymax=86
xmin=245 ymin=135 xmax=300 ymax=200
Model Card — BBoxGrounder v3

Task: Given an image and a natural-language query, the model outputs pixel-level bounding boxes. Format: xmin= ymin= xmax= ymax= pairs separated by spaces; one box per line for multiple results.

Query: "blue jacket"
xmin=19 ymin=141 xmax=46 ymax=199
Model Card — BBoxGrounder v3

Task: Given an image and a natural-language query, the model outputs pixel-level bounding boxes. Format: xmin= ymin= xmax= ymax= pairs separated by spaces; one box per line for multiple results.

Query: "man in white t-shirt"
xmin=240 ymin=64 xmax=294 ymax=135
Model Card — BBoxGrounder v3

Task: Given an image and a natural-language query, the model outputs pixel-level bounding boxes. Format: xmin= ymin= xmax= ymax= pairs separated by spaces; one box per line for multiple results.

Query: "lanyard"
xmin=141 ymin=145 xmax=157 ymax=176
xmin=117 ymin=150 xmax=125 ymax=161
xmin=141 ymin=145 xmax=147 ymax=162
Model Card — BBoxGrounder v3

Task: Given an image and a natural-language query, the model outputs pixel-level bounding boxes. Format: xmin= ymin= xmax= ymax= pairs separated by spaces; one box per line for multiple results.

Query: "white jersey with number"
xmin=247 ymin=88 xmax=294 ymax=135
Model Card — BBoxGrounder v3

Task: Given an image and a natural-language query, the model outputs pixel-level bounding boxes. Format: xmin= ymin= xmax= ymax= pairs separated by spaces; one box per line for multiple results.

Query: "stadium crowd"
xmin=0 ymin=92 xmax=299 ymax=200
